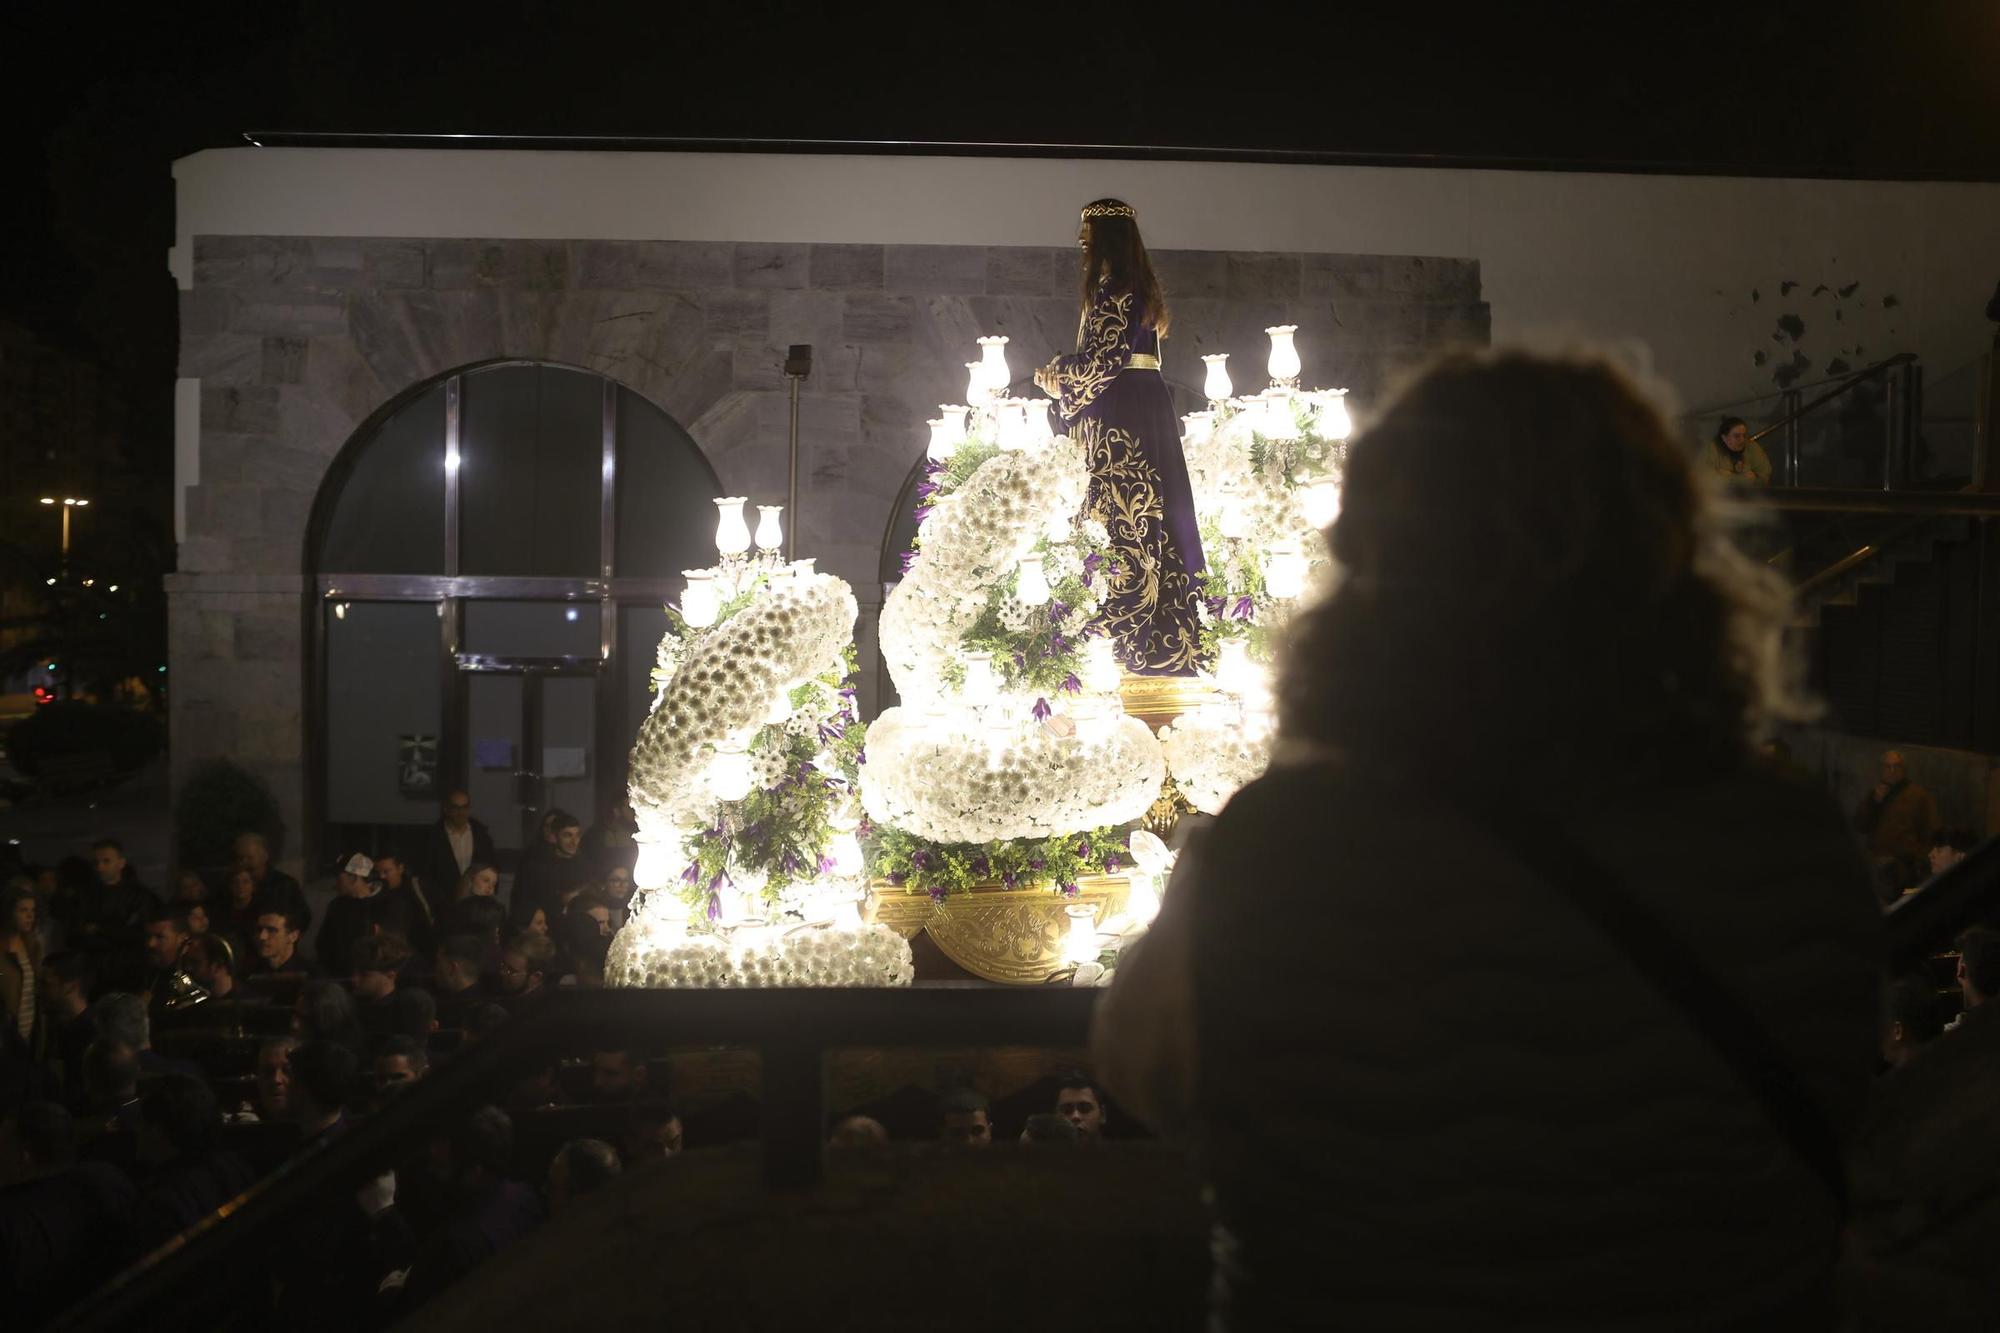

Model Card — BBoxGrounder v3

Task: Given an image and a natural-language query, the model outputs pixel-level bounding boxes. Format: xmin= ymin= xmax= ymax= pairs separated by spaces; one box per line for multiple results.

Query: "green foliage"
xmin=863 ymin=821 xmax=1131 ymax=900
xmin=175 ymin=757 xmax=285 ymax=870
xmin=7 ymin=702 xmax=164 ymax=780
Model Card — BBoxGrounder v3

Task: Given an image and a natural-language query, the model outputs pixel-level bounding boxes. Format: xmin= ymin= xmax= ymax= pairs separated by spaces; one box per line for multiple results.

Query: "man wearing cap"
xmin=315 ymin=854 xmax=380 ymax=979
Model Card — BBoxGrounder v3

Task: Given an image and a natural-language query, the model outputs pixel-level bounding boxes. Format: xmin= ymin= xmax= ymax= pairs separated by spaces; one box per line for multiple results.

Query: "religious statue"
xmin=1036 ymin=199 xmax=1207 ymax=676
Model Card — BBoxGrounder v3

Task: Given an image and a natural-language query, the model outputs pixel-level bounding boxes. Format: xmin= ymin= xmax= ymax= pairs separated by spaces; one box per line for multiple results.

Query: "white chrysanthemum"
xmin=860 ymin=706 xmax=1165 ymax=843
xmin=628 ymin=573 xmax=857 ymax=827
xmin=880 ymin=437 xmax=1089 ymax=705
xmin=607 ymin=917 xmax=914 ymax=989
xmin=1161 ymin=711 xmax=1272 ymax=815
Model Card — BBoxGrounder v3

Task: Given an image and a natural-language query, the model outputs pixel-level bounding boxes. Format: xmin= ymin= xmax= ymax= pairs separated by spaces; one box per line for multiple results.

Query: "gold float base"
xmin=866 ymin=874 xmax=1131 ymax=985
xmin=1117 ymin=672 xmax=1216 ymax=731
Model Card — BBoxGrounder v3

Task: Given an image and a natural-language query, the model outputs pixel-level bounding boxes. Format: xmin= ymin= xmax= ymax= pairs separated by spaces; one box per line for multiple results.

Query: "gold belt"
xmin=1124 ymin=354 xmax=1160 ymax=372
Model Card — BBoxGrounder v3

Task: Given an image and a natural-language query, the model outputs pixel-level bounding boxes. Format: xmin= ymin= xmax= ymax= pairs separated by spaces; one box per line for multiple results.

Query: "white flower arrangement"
xmin=604 ymin=920 xmax=915 ymax=988
xmin=860 ymin=705 xmax=1165 ymax=843
xmin=878 ymin=436 xmax=1090 ymax=704
xmin=628 ymin=572 xmax=858 ymax=827
xmin=1161 ymin=708 xmax=1273 ymax=815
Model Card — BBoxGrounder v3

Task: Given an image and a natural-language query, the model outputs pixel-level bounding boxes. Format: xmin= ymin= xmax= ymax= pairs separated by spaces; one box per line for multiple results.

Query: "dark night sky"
xmin=4 ymin=0 xmax=1997 ymax=497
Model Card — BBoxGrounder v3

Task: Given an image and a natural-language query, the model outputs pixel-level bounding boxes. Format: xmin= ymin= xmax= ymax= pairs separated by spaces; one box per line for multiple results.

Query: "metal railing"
xmin=50 ymin=985 xmax=1098 ymax=1332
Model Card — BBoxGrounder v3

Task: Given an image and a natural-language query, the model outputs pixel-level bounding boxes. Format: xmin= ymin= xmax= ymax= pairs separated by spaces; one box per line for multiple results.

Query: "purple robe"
xmin=1050 ymin=285 xmax=1208 ymax=675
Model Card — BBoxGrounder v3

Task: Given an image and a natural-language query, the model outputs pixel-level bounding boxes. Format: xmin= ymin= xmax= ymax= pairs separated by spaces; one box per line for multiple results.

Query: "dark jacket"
xmin=316 ymin=893 xmax=379 ymax=979
xmin=413 ymin=819 xmax=496 ymax=908
xmin=1189 ymin=760 xmax=1880 ymax=1331
xmin=508 ymin=849 xmax=590 ymax=930
xmin=1852 ymin=778 xmax=1941 ymax=863
xmin=0 ymin=1162 xmax=136 ymax=1325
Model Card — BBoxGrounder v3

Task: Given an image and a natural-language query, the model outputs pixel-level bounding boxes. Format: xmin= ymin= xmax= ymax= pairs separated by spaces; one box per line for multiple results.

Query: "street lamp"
xmin=39 ymin=496 xmax=90 ymax=574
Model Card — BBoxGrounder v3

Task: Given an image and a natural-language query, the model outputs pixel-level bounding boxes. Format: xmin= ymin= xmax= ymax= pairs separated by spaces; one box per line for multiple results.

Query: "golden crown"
xmin=1081 ymin=202 xmax=1136 ymax=220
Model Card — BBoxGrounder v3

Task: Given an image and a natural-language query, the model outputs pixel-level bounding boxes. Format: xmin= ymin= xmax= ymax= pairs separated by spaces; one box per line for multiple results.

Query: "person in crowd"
xmin=1927 ymin=827 xmax=1976 ymax=880
xmin=92 ymin=991 xmax=197 ymax=1080
xmin=454 ymin=862 xmax=501 ymax=903
xmin=1879 ymin=975 xmax=1942 ymax=1070
xmin=52 ymin=839 xmax=155 ymax=976
xmin=78 ymin=1038 xmax=143 ymax=1135
xmin=1021 ymin=1113 xmax=1081 ymax=1145
xmin=1952 ymin=925 xmax=1999 ymax=1019
xmin=294 ymin=979 xmax=369 ymax=1061
xmin=353 ymin=933 xmax=410 ymax=1005
xmin=588 ymin=1048 xmax=648 ymax=1103
xmin=621 ymin=1102 xmax=684 ymax=1166
xmin=233 ymin=831 xmax=300 ymax=901
xmin=829 ymin=1115 xmax=888 ymax=1149
xmin=37 ymin=953 xmax=95 ymax=1110
xmin=1853 ymin=749 xmax=1941 ymax=863
xmin=372 ymin=1035 xmax=429 ymax=1091
xmin=169 ymin=868 xmax=208 ymax=907
xmin=442 ymin=894 xmax=507 ymax=945
xmin=1095 ymin=349 xmax=1881 ymax=1329
xmin=938 ymin=1090 xmax=992 ymax=1148
xmin=582 ymin=797 xmax=639 ymax=873
xmin=434 ymin=934 xmax=497 ymax=1008
xmin=128 ymin=1073 xmax=254 ymax=1257
xmin=416 ymin=791 xmax=497 ymax=916
xmin=1052 ymin=1072 xmax=1106 ymax=1140
xmin=553 ymin=912 xmax=610 ymax=988
xmin=512 ymin=811 xmax=589 ymax=931
xmin=600 ymin=865 xmax=636 ymax=926
xmin=180 ymin=934 xmax=236 ymax=1003
xmin=217 ymin=866 xmax=261 ymax=948
xmin=1704 ymin=415 xmax=1772 ymax=484
xmin=495 ymin=935 xmax=553 ymax=997
xmin=399 ymin=1105 xmax=542 ymax=1306
xmin=244 ymin=891 xmax=317 ymax=979
xmin=317 ymin=853 xmax=381 ymax=979
xmin=251 ymin=1036 xmax=297 ymax=1123
xmin=545 ymin=1137 xmax=621 ymax=1216
xmin=0 ymin=1100 xmax=137 ymax=1326
xmin=140 ymin=903 xmax=192 ymax=1008
xmin=289 ymin=1040 xmax=356 ymax=1146
xmin=2 ymin=883 xmax=44 ymax=1071
xmin=180 ymin=899 xmax=211 ymax=939
xmin=390 ymin=987 xmax=439 ymax=1045
xmin=515 ymin=904 xmax=551 ymax=939
xmin=372 ymin=851 xmax=437 ymax=956
xmin=565 ymin=887 xmax=616 ymax=938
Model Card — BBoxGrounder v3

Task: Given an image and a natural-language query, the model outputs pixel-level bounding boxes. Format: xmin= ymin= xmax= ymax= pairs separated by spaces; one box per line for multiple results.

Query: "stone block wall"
xmin=171 ymin=235 xmax=1487 ymax=866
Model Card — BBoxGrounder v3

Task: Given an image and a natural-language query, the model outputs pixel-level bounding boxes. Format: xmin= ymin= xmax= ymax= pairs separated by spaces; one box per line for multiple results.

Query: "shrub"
xmin=7 ymin=702 xmax=164 ymax=779
xmin=174 ymin=758 xmax=285 ymax=871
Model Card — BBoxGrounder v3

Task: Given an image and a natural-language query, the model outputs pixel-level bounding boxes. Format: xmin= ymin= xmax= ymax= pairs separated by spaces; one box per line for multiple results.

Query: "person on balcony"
xmin=1705 ymin=415 xmax=1772 ymax=484
xmin=1852 ymin=749 xmax=1940 ymax=864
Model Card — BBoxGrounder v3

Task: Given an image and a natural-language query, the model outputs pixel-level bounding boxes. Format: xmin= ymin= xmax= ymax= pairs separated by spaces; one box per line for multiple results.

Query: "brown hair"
xmin=1078 ymin=199 xmax=1170 ymax=335
xmin=1278 ymin=348 xmax=1809 ymax=791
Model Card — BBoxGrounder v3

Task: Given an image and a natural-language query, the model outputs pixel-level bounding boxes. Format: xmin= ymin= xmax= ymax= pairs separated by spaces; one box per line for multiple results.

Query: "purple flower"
xmin=912 ymin=850 xmax=933 ymax=871
xmin=915 ymin=480 xmax=940 ymax=501
xmin=899 ymin=550 xmax=918 ymax=575
xmin=1060 ymin=673 xmax=1082 ymax=696
xmin=1002 ymin=871 xmax=1018 ymax=888
xmin=706 ymin=890 xmax=721 ymax=921
xmin=858 ymin=816 xmax=874 ymax=837
xmin=681 ymin=862 xmax=700 ymax=884
xmin=971 ymin=856 xmax=991 ymax=878
xmin=856 ymin=749 xmax=867 ymax=766
xmin=819 ymin=720 xmax=846 ymax=743
xmin=888 ymin=872 xmax=906 ymax=887
xmin=1059 ymin=881 xmax=1080 ymax=899
xmin=782 ymin=851 xmax=806 ymax=875
xmin=924 ymin=458 xmax=943 ymax=477
xmin=1029 ymin=856 xmax=1046 ymax=872
xmin=1082 ymin=553 xmax=1104 ymax=585
xmin=1032 ymin=697 xmax=1052 ymax=721
xmin=1107 ymin=561 xmax=1124 ymax=580
xmin=1104 ymin=853 xmax=1123 ymax=871
xmin=1231 ymin=596 xmax=1256 ymax=621
xmin=1050 ymin=633 xmax=1072 ymax=655
xmin=1205 ymin=595 xmax=1227 ymax=619
xmin=709 ymin=872 xmax=728 ymax=893
xmin=927 ymin=885 xmax=947 ymax=904
xmin=818 ymin=855 xmax=837 ymax=874
xmin=1049 ymin=599 xmax=1070 ymax=622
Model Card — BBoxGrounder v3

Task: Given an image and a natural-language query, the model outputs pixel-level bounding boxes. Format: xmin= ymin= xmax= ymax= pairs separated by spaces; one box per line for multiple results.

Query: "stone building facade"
xmin=167 ymin=234 xmax=1487 ymax=865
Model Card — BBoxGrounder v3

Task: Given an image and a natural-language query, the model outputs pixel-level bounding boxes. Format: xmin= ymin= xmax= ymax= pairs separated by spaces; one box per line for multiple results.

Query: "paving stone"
xmin=809 ymin=244 xmax=884 ymax=290
xmin=732 ymin=244 xmax=810 ymax=290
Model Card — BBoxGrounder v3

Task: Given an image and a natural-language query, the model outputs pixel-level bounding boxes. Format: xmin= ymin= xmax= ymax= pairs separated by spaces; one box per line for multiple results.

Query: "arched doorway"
xmin=305 ymin=360 xmax=720 ymax=866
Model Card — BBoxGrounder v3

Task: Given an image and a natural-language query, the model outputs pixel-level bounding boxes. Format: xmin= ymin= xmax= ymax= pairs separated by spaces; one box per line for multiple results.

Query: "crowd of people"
xmin=0 ymin=791 xmax=1123 ymax=1324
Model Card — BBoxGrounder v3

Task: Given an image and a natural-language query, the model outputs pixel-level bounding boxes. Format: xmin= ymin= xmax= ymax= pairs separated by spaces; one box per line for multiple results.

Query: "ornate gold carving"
xmin=1052 ymin=289 xmax=1134 ymax=420
xmin=1118 ymin=673 xmax=1217 ymax=730
xmin=865 ymin=875 xmax=1130 ymax=985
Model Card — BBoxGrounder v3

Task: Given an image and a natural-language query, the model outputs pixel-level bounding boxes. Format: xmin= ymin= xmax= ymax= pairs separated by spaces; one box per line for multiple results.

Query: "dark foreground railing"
xmin=1886 ymin=835 xmax=2000 ymax=972
xmin=50 ymin=985 xmax=1098 ymax=1333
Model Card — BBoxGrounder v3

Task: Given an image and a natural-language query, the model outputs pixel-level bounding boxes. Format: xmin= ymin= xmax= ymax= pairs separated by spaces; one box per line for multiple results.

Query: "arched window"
xmin=307 ymin=361 xmax=719 ymax=864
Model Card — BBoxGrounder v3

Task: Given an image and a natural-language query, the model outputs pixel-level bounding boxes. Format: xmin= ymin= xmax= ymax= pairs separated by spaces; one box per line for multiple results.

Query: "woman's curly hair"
xmin=1278 ymin=348 xmax=1811 ymax=790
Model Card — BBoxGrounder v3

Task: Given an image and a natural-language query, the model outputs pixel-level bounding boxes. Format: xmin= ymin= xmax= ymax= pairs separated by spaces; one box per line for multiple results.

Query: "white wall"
xmin=173 ymin=145 xmax=2000 ymax=438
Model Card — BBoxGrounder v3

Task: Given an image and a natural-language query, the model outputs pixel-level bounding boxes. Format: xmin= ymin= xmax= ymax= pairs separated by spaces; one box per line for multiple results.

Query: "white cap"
xmin=341 ymin=853 xmax=375 ymax=879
